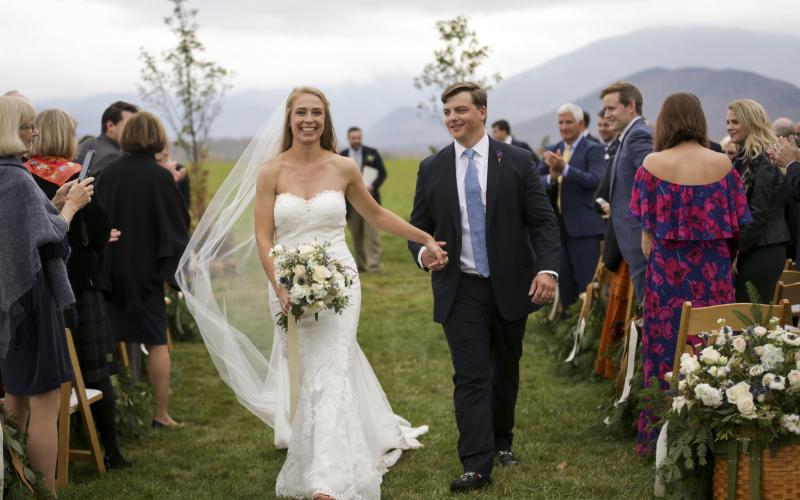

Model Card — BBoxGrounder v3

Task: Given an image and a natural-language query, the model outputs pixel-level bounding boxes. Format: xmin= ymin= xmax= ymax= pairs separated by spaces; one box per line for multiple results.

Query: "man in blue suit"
xmin=537 ymin=104 xmax=606 ymax=309
xmin=601 ymin=82 xmax=652 ymax=302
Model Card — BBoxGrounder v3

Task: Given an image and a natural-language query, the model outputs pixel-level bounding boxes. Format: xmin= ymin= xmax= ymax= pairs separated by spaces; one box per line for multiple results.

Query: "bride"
xmin=177 ymin=86 xmax=446 ymax=500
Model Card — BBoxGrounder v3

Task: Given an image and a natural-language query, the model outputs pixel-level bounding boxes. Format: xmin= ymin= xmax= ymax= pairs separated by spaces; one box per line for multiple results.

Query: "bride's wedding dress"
xmin=265 ymin=190 xmax=427 ymax=500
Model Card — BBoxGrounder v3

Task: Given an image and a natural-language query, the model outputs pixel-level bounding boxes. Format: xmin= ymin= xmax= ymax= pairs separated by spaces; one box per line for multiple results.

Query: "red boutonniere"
xmin=496 ymin=150 xmax=504 ymax=164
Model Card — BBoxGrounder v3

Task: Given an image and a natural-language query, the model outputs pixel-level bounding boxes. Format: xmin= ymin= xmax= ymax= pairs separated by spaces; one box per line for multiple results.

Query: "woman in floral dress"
xmin=629 ymin=94 xmax=751 ymax=455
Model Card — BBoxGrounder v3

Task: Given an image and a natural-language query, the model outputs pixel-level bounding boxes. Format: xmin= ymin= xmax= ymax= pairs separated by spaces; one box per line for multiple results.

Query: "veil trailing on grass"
xmin=175 ymin=100 xmax=287 ymax=427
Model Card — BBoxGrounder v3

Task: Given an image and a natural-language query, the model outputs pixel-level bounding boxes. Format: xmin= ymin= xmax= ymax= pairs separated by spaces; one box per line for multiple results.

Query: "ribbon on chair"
xmin=548 ymin=286 xmax=561 ymax=322
xmin=653 ymin=420 xmax=668 ymax=497
xmin=287 ymin=314 xmax=300 ymax=422
xmin=616 ymin=320 xmax=639 ymax=405
xmin=565 ymin=292 xmax=588 ymax=363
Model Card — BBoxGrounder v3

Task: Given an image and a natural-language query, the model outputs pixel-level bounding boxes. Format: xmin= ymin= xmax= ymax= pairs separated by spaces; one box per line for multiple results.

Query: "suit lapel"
xmin=486 ymin=139 xmax=502 ymax=227
xmin=441 ymin=145 xmax=460 ymax=231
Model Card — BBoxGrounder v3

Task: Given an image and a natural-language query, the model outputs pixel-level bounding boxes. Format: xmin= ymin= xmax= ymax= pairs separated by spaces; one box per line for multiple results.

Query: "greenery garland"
xmin=113 ymin=370 xmax=154 ymax=443
xmin=165 ymin=289 xmax=202 ymax=343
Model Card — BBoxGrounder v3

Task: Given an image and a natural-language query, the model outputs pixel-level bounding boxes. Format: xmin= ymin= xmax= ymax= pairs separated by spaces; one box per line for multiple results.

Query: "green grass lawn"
xmin=60 ymin=159 xmax=654 ymax=499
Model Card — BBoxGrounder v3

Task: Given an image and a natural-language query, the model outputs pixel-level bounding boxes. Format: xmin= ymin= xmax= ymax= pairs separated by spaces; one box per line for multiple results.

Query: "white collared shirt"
xmin=503 ymin=135 xmax=513 ymax=145
xmin=348 ymin=147 xmax=362 ymax=168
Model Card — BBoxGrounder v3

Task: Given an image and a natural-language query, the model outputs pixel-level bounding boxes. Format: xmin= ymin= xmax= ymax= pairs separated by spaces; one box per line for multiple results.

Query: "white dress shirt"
xmin=348 ymin=147 xmax=363 ymax=168
xmin=418 ymin=133 xmax=558 ymax=280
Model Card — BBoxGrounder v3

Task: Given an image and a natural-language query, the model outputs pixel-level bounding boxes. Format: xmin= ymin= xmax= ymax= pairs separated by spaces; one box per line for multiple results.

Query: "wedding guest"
xmin=727 ymin=99 xmax=791 ymax=302
xmin=537 ymin=103 xmax=605 ymax=309
xmin=155 ymin=147 xmax=191 ymax=210
xmin=596 ymin=110 xmax=617 ymax=148
xmin=96 ymin=112 xmax=189 ymax=429
xmin=720 ymin=136 xmax=739 ymax=161
xmin=582 ymin=110 xmax=601 ymax=143
xmin=76 ymin=101 xmax=138 ymax=175
xmin=773 ymin=117 xmax=795 ymax=138
xmin=601 ymin=81 xmax=652 ymax=303
xmin=340 ymin=127 xmax=387 ymax=272
xmin=630 ymin=93 xmax=750 ymax=455
xmin=25 ymin=109 xmax=130 ymax=469
xmin=768 ymin=137 xmax=800 ymax=269
xmin=0 ymin=96 xmax=93 ymax=493
xmin=491 ymin=119 xmax=541 ymax=163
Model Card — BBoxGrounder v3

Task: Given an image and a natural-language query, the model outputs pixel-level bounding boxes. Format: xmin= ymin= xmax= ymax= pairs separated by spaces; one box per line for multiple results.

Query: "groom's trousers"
xmin=443 ymin=274 xmax=526 ymax=477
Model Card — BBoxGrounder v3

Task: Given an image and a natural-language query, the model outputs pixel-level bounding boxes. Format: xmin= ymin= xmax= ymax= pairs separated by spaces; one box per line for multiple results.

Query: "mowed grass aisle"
xmin=61 ymin=159 xmax=653 ymax=499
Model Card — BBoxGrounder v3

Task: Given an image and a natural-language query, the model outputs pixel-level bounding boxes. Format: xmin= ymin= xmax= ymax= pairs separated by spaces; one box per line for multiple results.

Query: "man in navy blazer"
xmin=601 ymin=82 xmax=653 ymax=302
xmin=537 ymin=104 xmax=606 ymax=309
xmin=409 ymin=82 xmax=560 ymax=492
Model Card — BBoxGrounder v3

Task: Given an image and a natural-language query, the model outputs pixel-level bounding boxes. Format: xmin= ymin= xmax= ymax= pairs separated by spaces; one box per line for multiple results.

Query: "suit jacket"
xmin=595 ymin=138 xmax=622 ymax=270
xmin=511 ymin=138 xmax=541 ymax=164
xmin=408 ymin=137 xmax=560 ymax=324
xmin=608 ymin=118 xmax=652 ymax=269
xmin=339 ymin=145 xmax=387 ymax=205
xmin=76 ymin=134 xmax=123 ymax=177
xmin=787 ymin=161 xmax=800 ymax=201
xmin=536 ymin=137 xmax=606 ymax=237
xmin=584 ymin=133 xmax=601 ymax=144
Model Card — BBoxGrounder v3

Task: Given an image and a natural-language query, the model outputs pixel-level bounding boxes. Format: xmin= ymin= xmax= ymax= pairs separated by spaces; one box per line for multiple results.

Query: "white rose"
xmin=749 ymin=365 xmax=765 ymax=377
xmin=298 ymin=245 xmax=315 ymax=258
xmin=726 ymin=382 xmax=751 ymax=404
xmin=694 ymin=384 xmax=724 ymax=408
xmin=312 ymin=265 xmax=332 ymax=282
xmin=716 ymin=366 xmax=730 ymax=378
xmin=680 ymin=353 xmax=701 ymax=374
xmin=289 ymin=285 xmax=309 ymax=303
xmin=293 ymin=264 xmax=307 ymax=275
xmin=781 ymin=414 xmax=800 ymax=435
xmin=787 ymin=370 xmax=800 ymax=390
xmin=700 ymin=347 xmax=722 ymax=365
xmin=678 ymin=379 xmax=688 ymax=391
xmin=763 ymin=373 xmax=776 ymax=387
xmin=736 ymin=394 xmax=757 ymax=418
xmin=754 ymin=326 xmax=768 ymax=337
xmin=707 ymin=366 xmax=719 ymax=377
xmin=732 ymin=336 xmax=747 ymax=353
xmin=755 ymin=346 xmax=765 ymax=356
xmin=719 ymin=356 xmax=728 ymax=366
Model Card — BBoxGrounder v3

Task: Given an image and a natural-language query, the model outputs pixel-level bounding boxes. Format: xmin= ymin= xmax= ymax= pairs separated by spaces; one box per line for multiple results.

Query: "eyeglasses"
xmin=19 ymin=123 xmax=37 ymax=131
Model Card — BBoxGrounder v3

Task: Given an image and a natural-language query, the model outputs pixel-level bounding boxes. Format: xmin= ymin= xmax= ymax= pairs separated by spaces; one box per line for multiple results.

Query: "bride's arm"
xmin=343 ymin=158 xmax=447 ymax=265
xmin=254 ymin=162 xmax=290 ymax=313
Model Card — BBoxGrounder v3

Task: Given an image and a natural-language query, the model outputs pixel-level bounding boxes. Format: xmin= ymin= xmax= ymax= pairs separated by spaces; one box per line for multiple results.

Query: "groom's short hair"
xmin=441 ymin=82 xmax=487 ymax=109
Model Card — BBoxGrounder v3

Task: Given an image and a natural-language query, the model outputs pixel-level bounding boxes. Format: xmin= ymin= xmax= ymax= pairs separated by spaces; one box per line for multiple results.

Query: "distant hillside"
xmin=514 ymin=67 xmax=800 ymax=147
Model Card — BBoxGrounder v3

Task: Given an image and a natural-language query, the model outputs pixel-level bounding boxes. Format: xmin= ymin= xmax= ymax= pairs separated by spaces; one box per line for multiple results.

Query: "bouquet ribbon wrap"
xmin=288 ymin=314 xmax=300 ymax=421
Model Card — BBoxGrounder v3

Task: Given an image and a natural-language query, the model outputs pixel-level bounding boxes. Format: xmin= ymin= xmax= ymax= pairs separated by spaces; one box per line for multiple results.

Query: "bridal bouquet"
xmin=269 ymin=241 xmax=355 ymax=332
xmin=667 ymin=316 xmax=800 ymax=441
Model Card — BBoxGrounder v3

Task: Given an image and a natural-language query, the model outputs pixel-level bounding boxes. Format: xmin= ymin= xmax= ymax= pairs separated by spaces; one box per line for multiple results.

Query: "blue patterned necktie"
xmin=463 ymin=148 xmax=490 ymax=277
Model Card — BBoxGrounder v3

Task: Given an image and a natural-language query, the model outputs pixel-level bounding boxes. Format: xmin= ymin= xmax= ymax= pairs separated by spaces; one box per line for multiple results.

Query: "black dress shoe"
xmin=450 ymin=472 xmax=490 ymax=492
xmin=497 ymin=450 xmax=519 ymax=466
xmin=104 ymin=454 xmax=132 ymax=470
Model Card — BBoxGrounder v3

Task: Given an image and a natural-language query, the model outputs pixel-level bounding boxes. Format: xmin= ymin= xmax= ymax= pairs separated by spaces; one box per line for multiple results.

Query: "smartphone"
xmin=79 ymin=150 xmax=95 ymax=182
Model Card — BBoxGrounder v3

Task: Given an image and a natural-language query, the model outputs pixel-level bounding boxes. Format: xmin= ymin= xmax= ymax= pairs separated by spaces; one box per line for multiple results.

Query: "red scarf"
xmin=25 ymin=156 xmax=81 ymax=187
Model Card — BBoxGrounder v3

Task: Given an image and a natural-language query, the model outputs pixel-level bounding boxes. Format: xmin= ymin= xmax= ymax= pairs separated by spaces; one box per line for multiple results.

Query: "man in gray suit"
xmin=601 ymin=81 xmax=652 ymax=302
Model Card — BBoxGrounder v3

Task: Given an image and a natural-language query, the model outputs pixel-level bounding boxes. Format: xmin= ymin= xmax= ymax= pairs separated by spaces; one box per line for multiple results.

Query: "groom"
xmin=408 ymin=82 xmax=560 ymax=492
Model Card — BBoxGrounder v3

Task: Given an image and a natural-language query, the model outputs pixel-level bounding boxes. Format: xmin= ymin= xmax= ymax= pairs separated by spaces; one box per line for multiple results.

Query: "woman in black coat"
xmin=0 ymin=96 xmax=93 ymax=494
xmin=96 ymin=111 xmax=189 ymax=428
xmin=727 ymin=99 xmax=791 ymax=302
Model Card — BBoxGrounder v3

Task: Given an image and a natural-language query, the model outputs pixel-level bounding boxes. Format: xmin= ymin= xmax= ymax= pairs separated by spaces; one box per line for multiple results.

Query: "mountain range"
xmin=34 ymin=27 xmax=800 ymax=159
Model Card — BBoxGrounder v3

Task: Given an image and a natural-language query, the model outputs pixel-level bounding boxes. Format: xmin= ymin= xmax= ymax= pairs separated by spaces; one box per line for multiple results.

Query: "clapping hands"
xmin=421 ymin=240 xmax=448 ymax=271
xmin=767 ymin=137 xmax=800 ymax=168
xmin=544 ymin=149 xmax=565 ymax=182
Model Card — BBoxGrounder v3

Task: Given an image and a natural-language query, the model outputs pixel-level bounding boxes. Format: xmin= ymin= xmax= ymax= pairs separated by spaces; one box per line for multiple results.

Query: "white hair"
xmin=557 ymin=103 xmax=583 ymax=123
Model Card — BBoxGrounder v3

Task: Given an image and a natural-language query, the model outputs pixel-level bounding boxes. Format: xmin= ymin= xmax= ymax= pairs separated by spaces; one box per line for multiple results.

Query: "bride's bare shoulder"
xmin=329 ymin=151 xmax=359 ymax=176
xmin=257 ymin=153 xmax=289 ymax=184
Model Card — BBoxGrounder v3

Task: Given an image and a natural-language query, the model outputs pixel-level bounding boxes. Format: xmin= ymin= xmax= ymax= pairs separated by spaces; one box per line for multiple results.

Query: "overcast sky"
xmin=4 ymin=0 xmax=799 ymax=100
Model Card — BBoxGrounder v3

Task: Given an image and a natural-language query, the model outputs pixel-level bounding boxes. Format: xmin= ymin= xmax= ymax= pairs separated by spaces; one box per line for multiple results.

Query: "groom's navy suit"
xmin=408 ymin=135 xmax=560 ymax=477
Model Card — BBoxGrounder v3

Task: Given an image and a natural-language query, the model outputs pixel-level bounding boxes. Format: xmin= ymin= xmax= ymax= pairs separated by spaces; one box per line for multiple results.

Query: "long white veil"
xmin=175 ymin=100 xmax=287 ymax=427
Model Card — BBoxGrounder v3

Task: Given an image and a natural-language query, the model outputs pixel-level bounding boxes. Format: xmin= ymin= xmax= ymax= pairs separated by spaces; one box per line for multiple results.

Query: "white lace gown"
xmin=265 ymin=190 xmax=427 ymax=500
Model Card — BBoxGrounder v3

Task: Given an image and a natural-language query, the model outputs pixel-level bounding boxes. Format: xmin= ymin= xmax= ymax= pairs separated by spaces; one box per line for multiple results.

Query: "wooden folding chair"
xmin=784 ymin=259 xmax=795 ymax=270
xmin=778 ymin=270 xmax=800 ymax=286
xmin=773 ymin=281 xmax=800 ymax=325
xmin=671 ymin=300 xmax=789 ymax=379
xmin=117 ymin=342 xmax=130 ymax=370
xmin=614 ymin=281 xmax=637 ymax=395
xmin=56 ymin=328 xmax=106 ymax=489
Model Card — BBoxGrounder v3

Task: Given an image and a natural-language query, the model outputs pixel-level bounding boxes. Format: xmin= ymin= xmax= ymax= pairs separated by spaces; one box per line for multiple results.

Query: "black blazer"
xmin=339 ymin=145 xmax=387 ymax=205
xmin=594 ymin=139 xmax=622 ymax=271
xmin=408 ymin=137 xmax=560 ymax=324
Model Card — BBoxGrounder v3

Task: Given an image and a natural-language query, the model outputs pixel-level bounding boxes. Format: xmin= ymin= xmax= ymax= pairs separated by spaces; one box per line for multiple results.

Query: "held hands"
xmin=421 ymin=240 xmax=449 ymax=271
xmin=528 ymin=273 xmax=557 ymax=305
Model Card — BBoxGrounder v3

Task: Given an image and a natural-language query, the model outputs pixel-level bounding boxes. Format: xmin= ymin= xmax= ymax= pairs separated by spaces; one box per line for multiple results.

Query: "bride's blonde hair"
xmin=728 ymin=99 xmax=777 ymax=160
xmin=281 ymin=86 xmax=337 ymax=153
